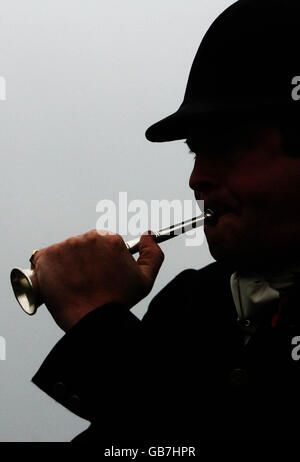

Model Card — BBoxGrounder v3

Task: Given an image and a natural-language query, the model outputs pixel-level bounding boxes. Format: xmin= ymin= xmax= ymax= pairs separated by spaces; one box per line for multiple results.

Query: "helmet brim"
xmin=145 ymin=99 xmax=299 ymax=143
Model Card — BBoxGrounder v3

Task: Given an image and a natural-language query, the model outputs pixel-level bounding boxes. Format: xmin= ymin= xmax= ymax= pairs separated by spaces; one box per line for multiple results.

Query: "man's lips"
xmin=194 ymin=193 xmax=237 ymax=219
xmin=203 ymin=204 xmax=236 ymax=225
xmin=204 ymin=210 xmax=235 ymax=227
xmin=203 ymin=202 xmax=235 ymax=218
xmin=205 ymin=206 xmax=232 ymax=218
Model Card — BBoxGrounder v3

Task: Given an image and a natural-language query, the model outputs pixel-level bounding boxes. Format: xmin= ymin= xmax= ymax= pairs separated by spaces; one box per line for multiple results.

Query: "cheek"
xmin=229 ymin=173 xmax=270 ymax=214
xmin=226 ymin=169 xmax=300 ymax=251
xmin=229 ymin=161 xmax=300 ymax=212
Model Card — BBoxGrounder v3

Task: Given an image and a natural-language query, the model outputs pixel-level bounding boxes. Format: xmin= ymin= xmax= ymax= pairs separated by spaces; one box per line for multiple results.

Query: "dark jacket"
xmin=32 ymin=262 xmax=300 ymax=442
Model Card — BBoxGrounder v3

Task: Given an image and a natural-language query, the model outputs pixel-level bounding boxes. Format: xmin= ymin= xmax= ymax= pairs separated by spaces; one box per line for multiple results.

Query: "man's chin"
xmin=207 ymin=239 xmax=267 ymax=270
xmin=209 ymin=245 xmax=298 ymax=273
xmin=205 ymin=222 xmax=263 ymax=270
xmin=209 ymin=249 xmax=242 ymax=270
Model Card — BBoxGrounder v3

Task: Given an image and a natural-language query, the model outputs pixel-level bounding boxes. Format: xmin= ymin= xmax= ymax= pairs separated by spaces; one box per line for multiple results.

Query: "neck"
xmin=222 ymin=255 xmax=300 ymax=276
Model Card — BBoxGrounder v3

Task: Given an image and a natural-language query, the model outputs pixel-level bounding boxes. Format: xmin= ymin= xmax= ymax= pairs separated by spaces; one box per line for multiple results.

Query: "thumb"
xmin=136 ymin=231 xmax=165 ymax=282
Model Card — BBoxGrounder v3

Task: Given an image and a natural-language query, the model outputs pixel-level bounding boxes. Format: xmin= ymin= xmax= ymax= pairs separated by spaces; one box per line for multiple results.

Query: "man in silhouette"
xmin=31 ymin=0 xmax=300 ymax=442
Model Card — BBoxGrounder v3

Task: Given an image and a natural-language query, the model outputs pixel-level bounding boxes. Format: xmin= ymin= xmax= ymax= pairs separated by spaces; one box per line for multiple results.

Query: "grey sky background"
xmin=0 ymin=0 xmax=235 ymax=442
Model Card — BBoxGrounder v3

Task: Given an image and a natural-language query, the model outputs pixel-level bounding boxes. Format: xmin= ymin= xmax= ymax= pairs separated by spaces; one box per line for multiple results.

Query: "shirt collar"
xmin=230 ymin=266 xmax=300 ymax=322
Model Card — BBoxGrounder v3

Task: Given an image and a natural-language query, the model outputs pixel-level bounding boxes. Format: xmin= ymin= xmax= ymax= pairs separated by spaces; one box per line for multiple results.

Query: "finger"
xmin=136 ymin=231 xmax=164 ymax=281
xmin=30 ymin=249 xmax=41 ymax=269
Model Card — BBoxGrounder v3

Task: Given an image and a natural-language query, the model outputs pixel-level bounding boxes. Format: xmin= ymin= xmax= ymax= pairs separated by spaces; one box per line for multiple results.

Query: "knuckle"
xmin=80 ymin=230 xmax=101 ymax=247
xmin=108 ymin=234 xmax=125 ymax=249
xmin=50 ymin=243 xmax=64 ymax=256
xmin=84 ymin=230 xmax=98 ymax=241
xmin=37 ymin=244 xmax=58 ymax=264
xmin=65 ymin=237 xmax=80 ymax=247
xmin=144 ymin=230 xmax=155 ymax=238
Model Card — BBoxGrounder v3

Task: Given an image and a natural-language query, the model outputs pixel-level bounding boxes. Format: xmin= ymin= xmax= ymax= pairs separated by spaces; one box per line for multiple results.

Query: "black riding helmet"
xmin=146 ymin=0 xmax=300 ymax=143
